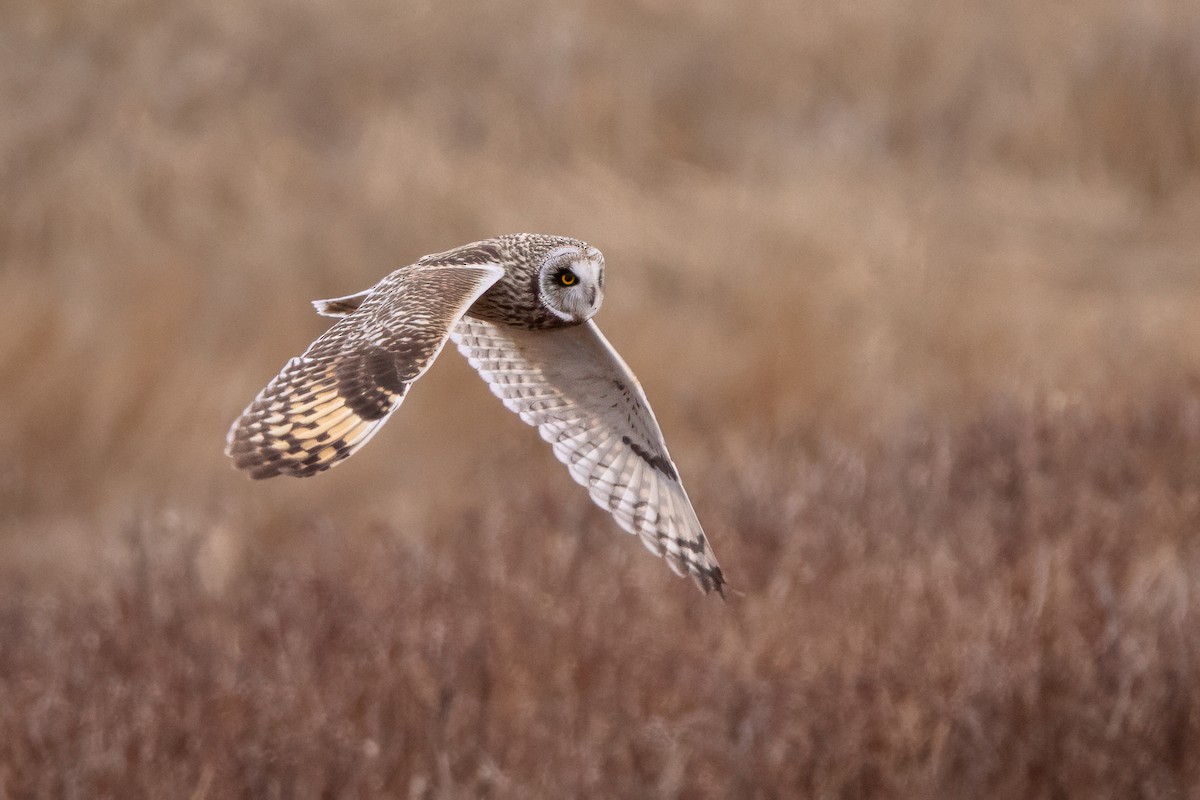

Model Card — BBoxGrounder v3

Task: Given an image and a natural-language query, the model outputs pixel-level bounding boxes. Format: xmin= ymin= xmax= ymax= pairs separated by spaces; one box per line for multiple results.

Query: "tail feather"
xmin=312 ymin=289 xmax=370 ymax=317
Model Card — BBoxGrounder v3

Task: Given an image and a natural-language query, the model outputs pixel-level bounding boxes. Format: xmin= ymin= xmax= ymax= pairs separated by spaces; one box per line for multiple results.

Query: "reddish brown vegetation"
xmin=4 ymin=393 xmax=1200 ymax=797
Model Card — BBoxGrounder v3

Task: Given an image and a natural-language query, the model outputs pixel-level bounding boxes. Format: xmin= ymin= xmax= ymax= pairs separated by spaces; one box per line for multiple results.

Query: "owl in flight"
xmin=226 ymin=234 xmax=724 ymax=594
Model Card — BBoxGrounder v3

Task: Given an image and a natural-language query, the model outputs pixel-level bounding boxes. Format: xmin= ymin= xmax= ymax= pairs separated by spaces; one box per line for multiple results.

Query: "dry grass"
xmin=3 ymin=0 xmax=1200 ymax=796
xmin=4 ymin=394 xmax=1200 ymax=797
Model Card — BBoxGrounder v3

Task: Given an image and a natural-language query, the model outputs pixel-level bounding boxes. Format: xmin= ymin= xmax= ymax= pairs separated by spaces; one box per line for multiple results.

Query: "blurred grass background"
xmin=2 ymin=0 xmax=1200 ymax=796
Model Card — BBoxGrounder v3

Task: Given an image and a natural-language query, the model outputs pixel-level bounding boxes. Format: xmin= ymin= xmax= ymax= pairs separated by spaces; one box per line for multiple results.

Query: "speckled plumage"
xmin=226 ymin=234 xmax=724 ymax=594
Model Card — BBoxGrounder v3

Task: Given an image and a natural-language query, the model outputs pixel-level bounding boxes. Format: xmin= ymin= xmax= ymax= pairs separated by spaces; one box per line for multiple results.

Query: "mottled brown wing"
xmin=226 ymin=264 xmax=504 ymax=479
xmin=451 ymin=318 xmax=725 ymax=594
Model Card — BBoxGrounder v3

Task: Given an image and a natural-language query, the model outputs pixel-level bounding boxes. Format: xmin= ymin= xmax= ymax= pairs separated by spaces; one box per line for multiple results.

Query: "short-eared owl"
xmin=226 ymin=234 xmax=724 ymax=594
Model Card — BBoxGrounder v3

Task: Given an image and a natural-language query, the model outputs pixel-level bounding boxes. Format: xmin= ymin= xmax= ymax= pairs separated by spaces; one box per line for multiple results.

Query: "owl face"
xmin=537 ymin=244 xmax=605 ymax=323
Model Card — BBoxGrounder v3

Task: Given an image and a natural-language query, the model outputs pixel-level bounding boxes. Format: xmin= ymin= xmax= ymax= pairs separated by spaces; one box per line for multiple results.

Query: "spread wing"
xmin=226 ymin=263 xmax=504 ymax=478
xmin=451 ymin=318 xmax=725 ymax=594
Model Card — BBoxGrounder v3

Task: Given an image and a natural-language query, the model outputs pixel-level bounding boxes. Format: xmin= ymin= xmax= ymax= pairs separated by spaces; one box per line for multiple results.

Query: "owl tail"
xmin=312 ymin=289 xmax=371 ymax=317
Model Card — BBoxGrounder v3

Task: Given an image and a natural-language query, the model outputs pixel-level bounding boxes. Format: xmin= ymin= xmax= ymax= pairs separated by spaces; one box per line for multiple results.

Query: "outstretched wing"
xmin=451 ymin=318 xmax=725 ymax=594
xmin=227 ymin=263 xmax=504 ymax=478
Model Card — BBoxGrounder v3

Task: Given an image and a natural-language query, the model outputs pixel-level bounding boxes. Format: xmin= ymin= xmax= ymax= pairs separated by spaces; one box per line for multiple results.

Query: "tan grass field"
xmin=3 ymin=0 xmax=1200 ymax=796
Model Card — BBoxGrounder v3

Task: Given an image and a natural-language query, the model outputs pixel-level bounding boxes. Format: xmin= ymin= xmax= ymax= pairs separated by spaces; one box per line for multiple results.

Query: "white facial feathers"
xmin=538 ymin=245 xmax=605 ymax=323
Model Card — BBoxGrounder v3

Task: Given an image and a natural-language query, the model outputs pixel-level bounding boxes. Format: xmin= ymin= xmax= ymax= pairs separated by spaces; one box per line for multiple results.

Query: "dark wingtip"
xmin=237 ymin=454 xmax=331 ymax=480
xmin=238 ymin=456 xmax=281 ymax=480
xmin=695 ymin=565 xmax=727 ymax=598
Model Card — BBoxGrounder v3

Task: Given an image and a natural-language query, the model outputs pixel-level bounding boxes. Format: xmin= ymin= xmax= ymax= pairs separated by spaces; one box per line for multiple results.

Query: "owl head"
xmin=537 ymin=242 xmax=605 ymax=323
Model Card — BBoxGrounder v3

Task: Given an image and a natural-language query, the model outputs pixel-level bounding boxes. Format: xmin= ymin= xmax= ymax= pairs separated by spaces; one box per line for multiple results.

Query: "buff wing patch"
xmin=226 ymin=263 xmax=503 ymax=479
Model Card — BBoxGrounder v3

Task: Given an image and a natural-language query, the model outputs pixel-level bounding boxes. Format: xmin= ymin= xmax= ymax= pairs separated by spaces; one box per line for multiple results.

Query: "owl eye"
xmin=559 ymin=270 xmax=577 ymax=286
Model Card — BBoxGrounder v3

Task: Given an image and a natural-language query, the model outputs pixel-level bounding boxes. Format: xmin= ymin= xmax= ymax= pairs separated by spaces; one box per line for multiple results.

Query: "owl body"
xmin=227 ymin=234 xmax=724 ymax=594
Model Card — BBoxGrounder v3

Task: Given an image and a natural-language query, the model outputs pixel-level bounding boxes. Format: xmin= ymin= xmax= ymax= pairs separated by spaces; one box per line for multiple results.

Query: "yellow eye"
xmin=559 ymin=271 xmax=577 ymax=286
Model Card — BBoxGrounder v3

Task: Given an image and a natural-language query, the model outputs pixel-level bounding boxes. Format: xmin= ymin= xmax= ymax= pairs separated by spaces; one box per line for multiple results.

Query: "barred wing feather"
xmin=226 ymin=264 xmax=503 ymax=478
xmin=451 ymin=318 xmax=724 ymax=594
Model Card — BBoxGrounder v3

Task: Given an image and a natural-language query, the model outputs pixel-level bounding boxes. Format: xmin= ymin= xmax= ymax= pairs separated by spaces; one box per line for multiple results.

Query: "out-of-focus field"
xmin=3 ymin=0 xmax=1200 ymax=796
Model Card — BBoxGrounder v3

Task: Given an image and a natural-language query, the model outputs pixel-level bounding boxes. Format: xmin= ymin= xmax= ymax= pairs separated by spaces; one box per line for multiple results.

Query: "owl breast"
xmin=466 ymin=279 xmax=571 ymax=330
